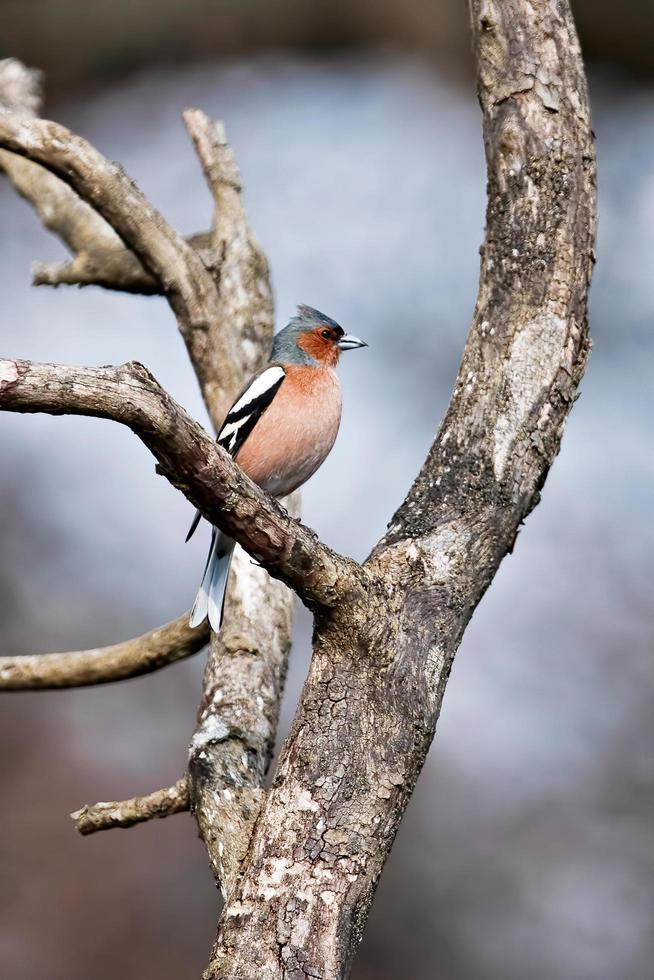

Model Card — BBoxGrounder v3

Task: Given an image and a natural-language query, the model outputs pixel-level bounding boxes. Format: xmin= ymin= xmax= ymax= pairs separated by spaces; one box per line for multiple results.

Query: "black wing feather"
xmin=185 ymin=368 xmax=285 ymax=543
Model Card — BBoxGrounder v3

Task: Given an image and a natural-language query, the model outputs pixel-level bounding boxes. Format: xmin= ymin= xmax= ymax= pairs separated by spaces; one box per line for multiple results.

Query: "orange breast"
xmin=235 ymin=365 xmax=342 ymax=497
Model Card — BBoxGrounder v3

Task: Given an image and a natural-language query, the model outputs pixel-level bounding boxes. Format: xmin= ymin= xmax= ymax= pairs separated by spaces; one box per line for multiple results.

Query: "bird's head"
xmin=271 ymin=305 xmax=367 ymax=368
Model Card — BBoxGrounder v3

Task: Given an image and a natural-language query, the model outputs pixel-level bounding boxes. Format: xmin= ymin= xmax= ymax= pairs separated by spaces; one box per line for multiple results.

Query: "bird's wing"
xmin=217 ymin=364 xmax=286 ymax=457
xmin=185 ymin=364 xmax=286 ymax=543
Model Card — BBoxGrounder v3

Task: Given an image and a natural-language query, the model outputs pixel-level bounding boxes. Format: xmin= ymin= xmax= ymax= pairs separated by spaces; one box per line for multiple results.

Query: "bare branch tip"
xmin=70 ymin=776 xmax=190 ymax=836
xmin=183 ymin=107 xmax=226 ymax=139
xmin=31 ymin=260 xmax=61 ymax=287
xmin=183 ymin=108 xmax=241 ymax=197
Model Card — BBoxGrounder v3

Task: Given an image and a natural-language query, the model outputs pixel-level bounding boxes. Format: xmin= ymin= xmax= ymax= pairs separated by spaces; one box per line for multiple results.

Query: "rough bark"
xmin=0 ymin=60 xmax=297 ymax=904
xmin=206 ymin=2 xmax=596 ymax=977
xmin=71 ymin=777 xmax=190 ymax=834
xmin=0 ymin=105 xmax=274 ymax=428
xmin=0 ymin=357 xmax=352 ymax=608
xmin=0 ymin=0 xmax=596 ymax=975
xmin=188 ymin=510 xmax=299 ymax=898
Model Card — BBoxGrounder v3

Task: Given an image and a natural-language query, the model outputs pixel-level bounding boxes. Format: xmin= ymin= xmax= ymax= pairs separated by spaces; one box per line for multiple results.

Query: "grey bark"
xmin=207 ymin=1 xmax=596 ymax=977
xmin=71 ymin=777 xmax=191 ymax=834
xmin=0 ymin=61 xmax=298 ymax=907
xmin=0 ymin=0 xmax=596 ymax=976
xmin=188 ymin=523 xmax=299 ymax=895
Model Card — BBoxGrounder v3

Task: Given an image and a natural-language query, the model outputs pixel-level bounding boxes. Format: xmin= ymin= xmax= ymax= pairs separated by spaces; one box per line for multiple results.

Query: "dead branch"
xmin=180 ymin=106 xmax=275 ymax=426
xmin=0 ymin=1 xmax=596 ymax=971
xmin=0 ymin=357 xmax=355 ymax=610
xmin=0 ymin=106 xmax=248 ymax=426
xmin=0 ymin=58 xmax=141 ymax=284
xmin=1 ymin=60 xmax=296 ymax=903
xmin=0 ymin=58 xmax=41 ymax=114
xmin=71 ymin=777 xmax=190 ymax=835
xmin=188 ymin=498 xmax=299 ymax=897
xmin=206 ymin=2 xmax=597 ymax=976
xmin=0 ymin=59 xmax=215 ymax=295
xmin=0 ymin=614 xmax=209 ymax=690
xmin=183 ymin=109 xmax=242 ymax=202
xmin=0 ymin=107 xmax=215 ymax=310
xmin=179 ymin=110 xmax=301 ymax=897
xmin=30 ymin=232 xmax=216 ymax=294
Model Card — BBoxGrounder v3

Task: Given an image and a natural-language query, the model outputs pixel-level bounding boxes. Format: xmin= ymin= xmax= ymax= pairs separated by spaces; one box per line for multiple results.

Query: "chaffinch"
xmin=188 ymin=305 xmax=367 ymax=631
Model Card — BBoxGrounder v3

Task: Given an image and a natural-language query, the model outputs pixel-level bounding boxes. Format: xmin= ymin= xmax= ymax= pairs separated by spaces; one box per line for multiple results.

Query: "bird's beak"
xmin=337 ymin=334 xmax=368 ymax=351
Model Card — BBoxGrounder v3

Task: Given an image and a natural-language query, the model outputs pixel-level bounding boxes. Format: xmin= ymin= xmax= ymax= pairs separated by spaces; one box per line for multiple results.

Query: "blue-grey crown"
xmin=295 ymin=305 xmax=343 ymax=332
xmin=270 ymin=305 xmax=343 ymax=365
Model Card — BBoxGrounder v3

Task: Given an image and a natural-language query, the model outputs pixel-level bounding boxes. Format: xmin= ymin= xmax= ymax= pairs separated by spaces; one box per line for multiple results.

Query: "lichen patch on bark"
xmin=493 ymin=310 xmax=567 ymax=478
xmin=0 ymin=359 xmax=18 ymax=388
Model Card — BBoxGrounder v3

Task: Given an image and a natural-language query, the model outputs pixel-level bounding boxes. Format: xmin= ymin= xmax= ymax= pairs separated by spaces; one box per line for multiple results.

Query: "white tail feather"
xmin=189 ymin=530 xmax=235 ymax=631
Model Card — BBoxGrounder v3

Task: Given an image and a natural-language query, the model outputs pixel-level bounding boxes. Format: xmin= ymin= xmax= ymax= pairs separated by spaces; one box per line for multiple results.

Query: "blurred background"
xmin=1 ymin=2 xmax=653 ymax=978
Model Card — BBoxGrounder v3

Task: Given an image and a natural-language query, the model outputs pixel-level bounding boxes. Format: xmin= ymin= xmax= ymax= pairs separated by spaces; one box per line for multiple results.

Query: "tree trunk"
xmin=207 ymin=1 xmax=596 ymax=976
xmin=0 ymin=0 xmax=595 ymax=975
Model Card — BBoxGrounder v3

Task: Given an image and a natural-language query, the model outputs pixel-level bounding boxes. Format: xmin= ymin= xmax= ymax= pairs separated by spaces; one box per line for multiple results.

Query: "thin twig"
xmin=0 ymin=614 xmax=209 ymax=690
xmin=183 ymin=110 xmax=242 ymax=200
xmin=71 ymin=777 xmax=190 ymax=835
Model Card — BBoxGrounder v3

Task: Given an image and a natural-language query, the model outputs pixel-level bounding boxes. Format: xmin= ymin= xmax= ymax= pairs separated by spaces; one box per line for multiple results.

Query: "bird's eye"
xmin=321 ymin=330 xmax=331 ymax=340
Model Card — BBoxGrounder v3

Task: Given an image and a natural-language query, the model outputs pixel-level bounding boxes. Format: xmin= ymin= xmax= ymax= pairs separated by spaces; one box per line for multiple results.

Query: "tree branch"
xmin=180 ymin=106 xmax=275 ymax=426
xmin=30 ymin=232 xmax=217 ymax=294
xmin=0 ymin=58 xmax=41 ymax=115
xmin=1 ymin=65 xmax=298 ymax=903
xmin=0 ymin=109 xmax=207 ymax=305
xmin=376 ymin=0 xmax=596 ymax=559
xmin=1 ymin=56 xmax=301 ymax=926
xmin=0 ymin=58 xmax=149 ymax=288
xmin=0 ymin=614 xmax=208 ymax=690
xmin=183 ymin=109 xmax=242 ymax=204
xmin=0 ymin=105 xmax=253 ymax=426
xmin=188 ymin=497 xmax=299 ymax=898
xmin=0 ymin=59 xmax=217 ymax=297
xmin=206 ymin=2 xmax=597 ymax=976
xmin=178 ymin=110 xmax=303 ymax=896
xmin=0 ymin=357 xmax=356 ymax=611
xmin=71 ymin=777 xmax=190 ymax=835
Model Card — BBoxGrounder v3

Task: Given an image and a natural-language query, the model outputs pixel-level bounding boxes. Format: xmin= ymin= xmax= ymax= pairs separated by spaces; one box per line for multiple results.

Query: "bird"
xmin=188 ymin=305 xmax=367 ymax=632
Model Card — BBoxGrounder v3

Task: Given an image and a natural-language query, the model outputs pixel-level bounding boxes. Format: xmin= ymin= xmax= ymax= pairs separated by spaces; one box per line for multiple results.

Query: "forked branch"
xmin=204 ymin=2 xmax=597 ymax=976
xmin=0 ymin=0 xmax=596 ymax=972
xmin=0 ymin=109 xmax=213 ymax=312
xmin=0 ymin=105 xmax=251 ymax=425
xmin=0 ymin=58 xmax=216 ymax=295
xmin=0 ymin=60 xmax=295 ymax=900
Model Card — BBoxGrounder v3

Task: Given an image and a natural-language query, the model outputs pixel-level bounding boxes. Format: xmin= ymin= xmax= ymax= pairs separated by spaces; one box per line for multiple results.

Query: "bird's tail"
xmin=189 ymin=529 xmax=235 ymax=632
